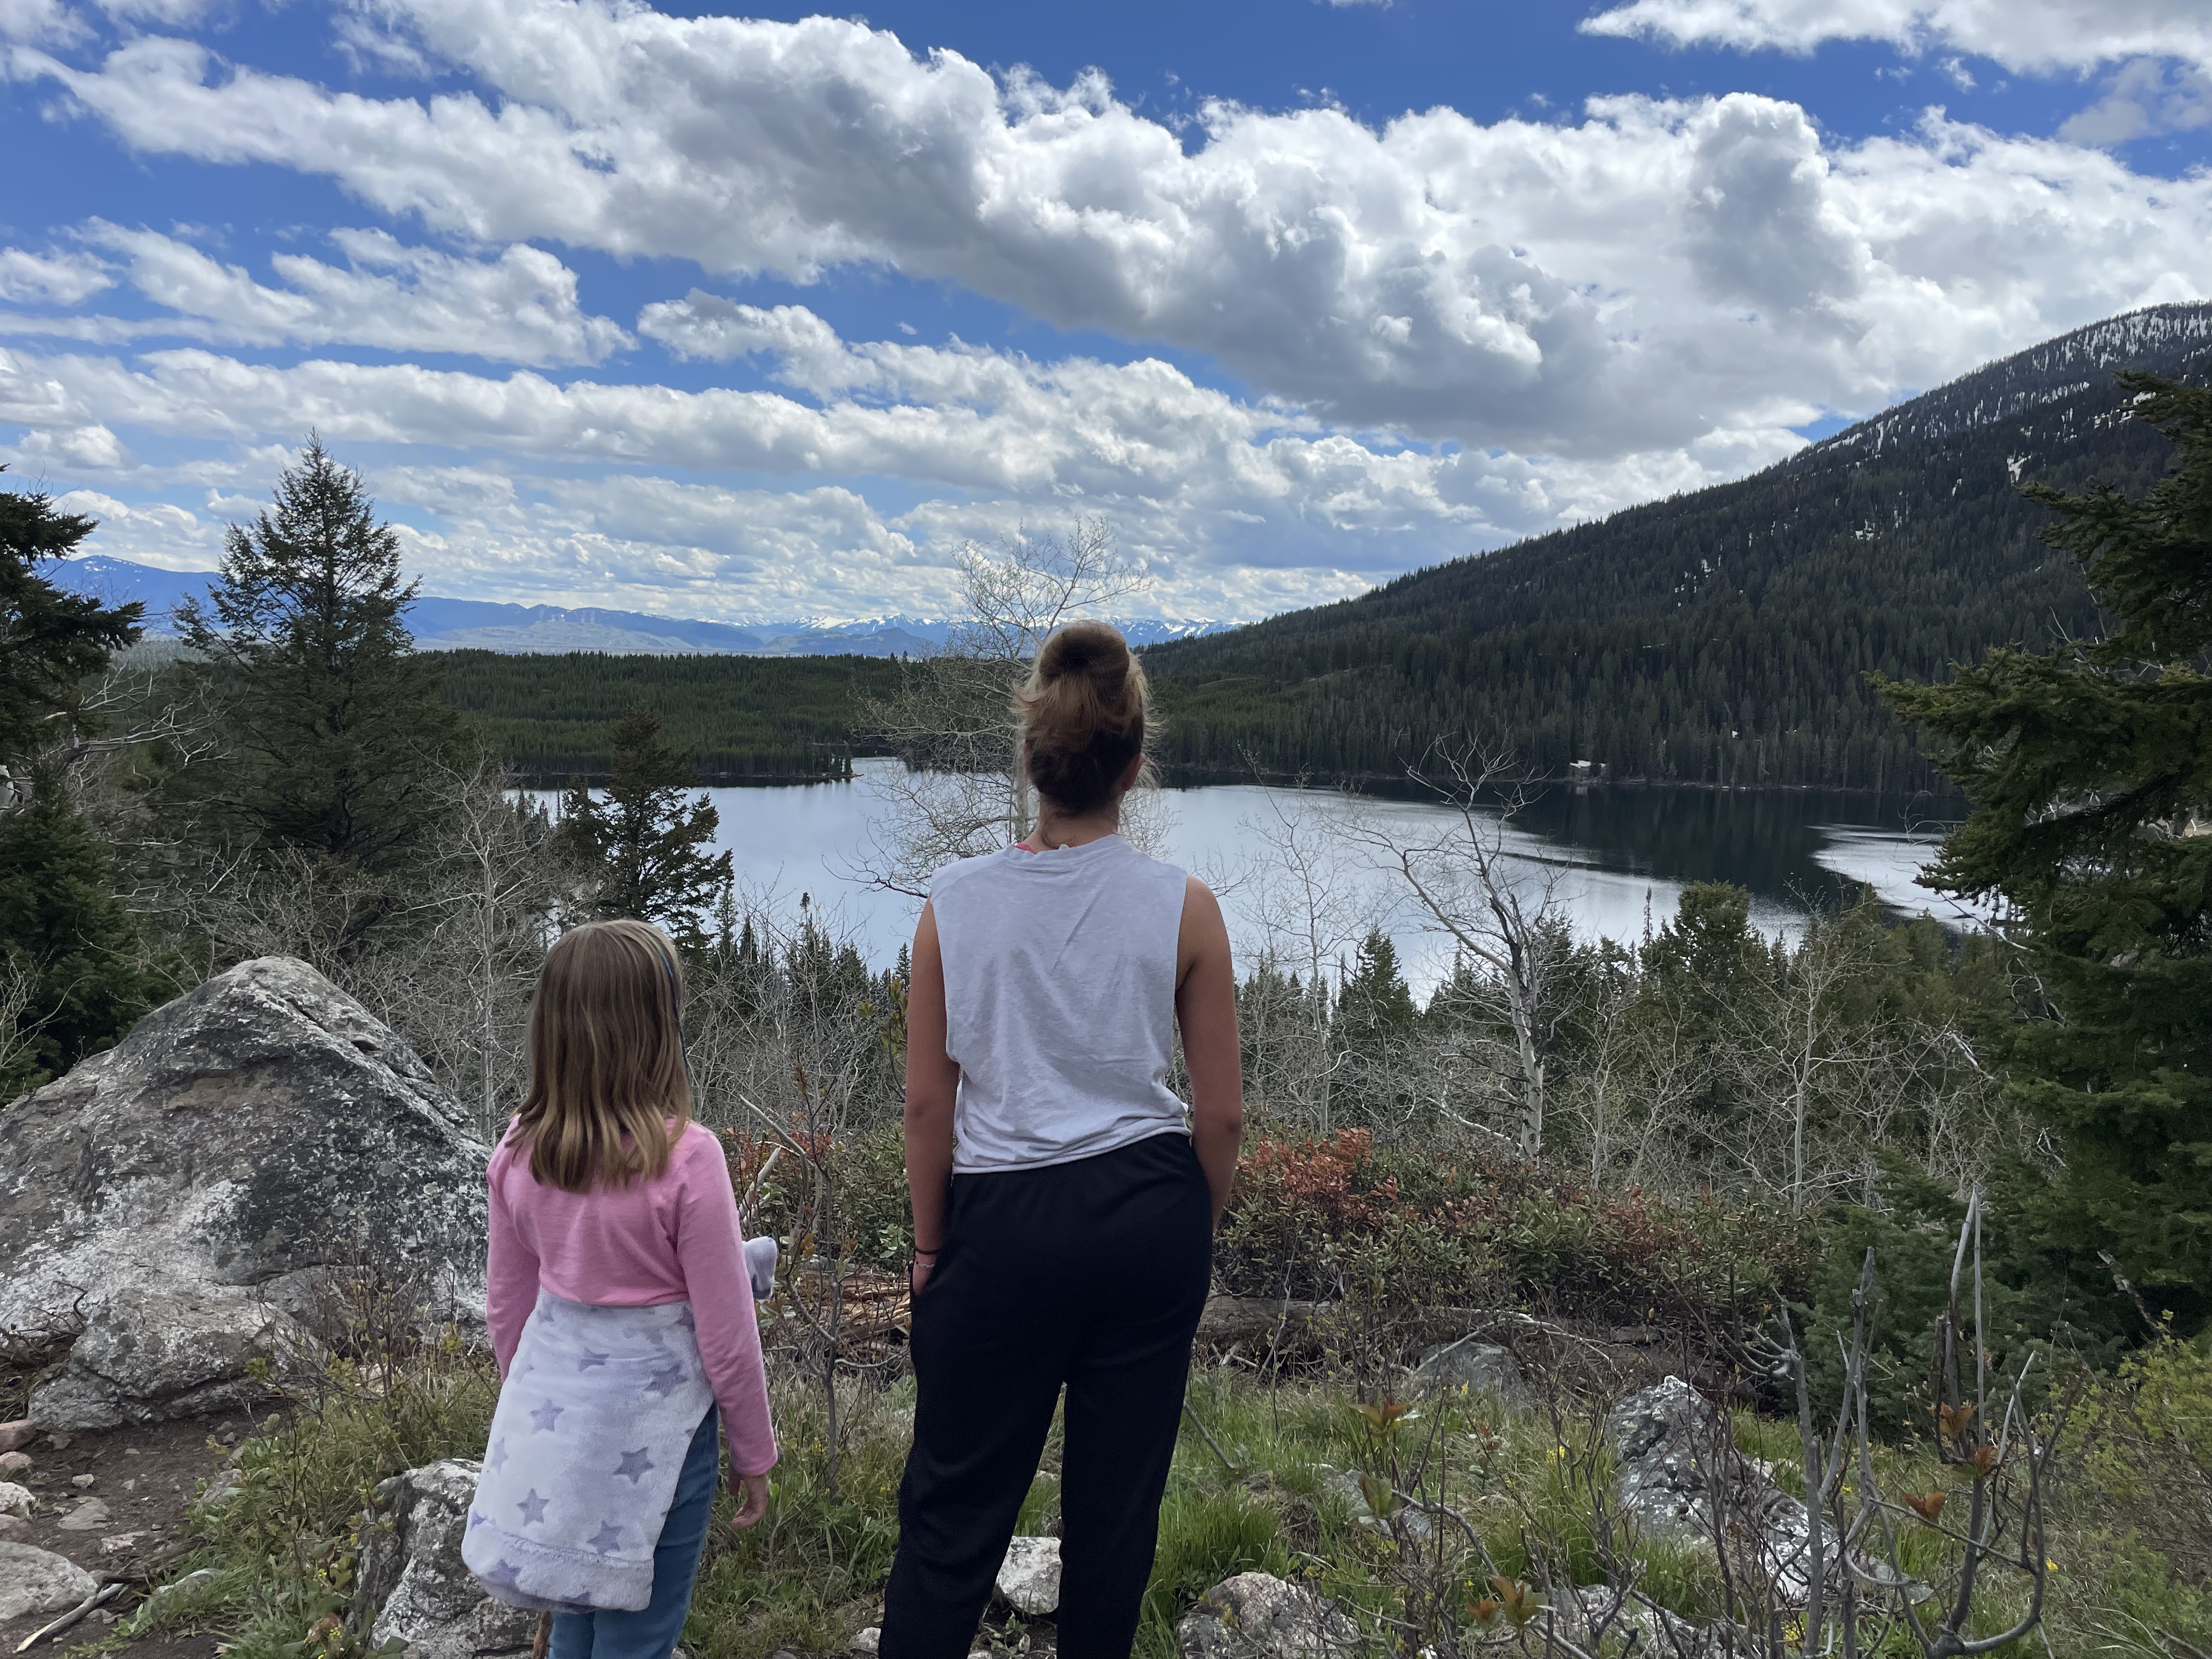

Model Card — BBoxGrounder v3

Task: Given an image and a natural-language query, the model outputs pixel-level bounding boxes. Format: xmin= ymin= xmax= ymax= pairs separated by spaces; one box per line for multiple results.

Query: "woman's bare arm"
xmin=904 ymin=902 xmax=961 ymax=1288
xmin=1176 ymin=876 xmax=1244 ymax=1225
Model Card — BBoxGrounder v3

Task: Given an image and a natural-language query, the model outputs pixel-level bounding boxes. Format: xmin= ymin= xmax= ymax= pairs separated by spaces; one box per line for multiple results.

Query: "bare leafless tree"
xmin=1223 ymin=777 xmax=1372 ymax=1132
xmin=1342 ymin=738 xmax=1572 ymax=1156
xmin=854 ymin=518 xmax=1150 ymax=894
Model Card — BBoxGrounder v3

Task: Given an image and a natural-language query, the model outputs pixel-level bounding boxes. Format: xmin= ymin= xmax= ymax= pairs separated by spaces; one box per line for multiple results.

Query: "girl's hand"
xmin=909 ymin=1252 xmax=936 ymax=1295
xmin=729 ymin=1472 xmax=769 ymax=1531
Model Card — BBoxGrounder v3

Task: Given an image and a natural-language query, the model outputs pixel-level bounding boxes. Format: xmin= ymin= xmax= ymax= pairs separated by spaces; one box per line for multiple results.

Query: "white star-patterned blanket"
xmin=463 ymin=1291 xmax=715 ymax=1613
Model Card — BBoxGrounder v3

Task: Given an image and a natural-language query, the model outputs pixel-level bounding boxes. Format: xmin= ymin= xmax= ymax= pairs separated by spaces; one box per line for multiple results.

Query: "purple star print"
xmin=516 ymin=1490 xmax=550 ymax=1526
xmin=614 ymin=1448 xmax=655 ymax=1482
xmin=529 ymin=1399 xmax=564 ymax=1432
xmin=588 ymin=1521 xmax=624 ymax=1554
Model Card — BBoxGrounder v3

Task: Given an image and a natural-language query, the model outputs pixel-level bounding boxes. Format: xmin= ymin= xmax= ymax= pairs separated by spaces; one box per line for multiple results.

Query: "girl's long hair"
xmin=511 ymin=918 xmax=692 ymax=1192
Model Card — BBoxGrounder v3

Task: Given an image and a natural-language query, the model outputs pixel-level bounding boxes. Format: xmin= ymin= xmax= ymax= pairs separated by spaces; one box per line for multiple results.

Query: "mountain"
xmin=1143 ymin=302 xmax=2212 ymax=796
xmin=43 ymin=557 xmax=1232 ymax=658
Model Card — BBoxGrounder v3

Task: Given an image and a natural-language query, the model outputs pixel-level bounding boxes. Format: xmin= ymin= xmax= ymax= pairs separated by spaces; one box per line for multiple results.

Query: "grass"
xmin=104 ymin=1329 xmax=2212 ymax=1659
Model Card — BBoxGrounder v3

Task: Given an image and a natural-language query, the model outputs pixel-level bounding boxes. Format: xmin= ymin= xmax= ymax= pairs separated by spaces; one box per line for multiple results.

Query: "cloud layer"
xmin=15 ymin=2 xmax=2210 ymax=452
xmin=2 ymin=0 xmax=2209 ymax=619
xmin=1 ymin=225 xmax=630 ymax=363
xmin=1581 ymin=0 xmax=2212 ymax=74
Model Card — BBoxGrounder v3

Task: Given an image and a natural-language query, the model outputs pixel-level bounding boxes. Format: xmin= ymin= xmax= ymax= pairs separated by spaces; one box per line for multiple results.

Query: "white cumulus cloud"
xmin=12 ymin=1 xmax=2209 ymax=455
xmin=0 ymin=295 xmax=1805 ymax=616
xmin=0 ymin=224 xmax=630 ymax=364
xmin=0 ymin=246 xmax=113 ymax=303
xmin=1579 ymin=0 xmax=2212 ymax=74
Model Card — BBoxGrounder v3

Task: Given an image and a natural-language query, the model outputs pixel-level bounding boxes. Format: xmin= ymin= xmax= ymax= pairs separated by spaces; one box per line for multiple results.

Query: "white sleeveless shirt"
xmin=929 ymin=834 xmax=1191 ymax=1173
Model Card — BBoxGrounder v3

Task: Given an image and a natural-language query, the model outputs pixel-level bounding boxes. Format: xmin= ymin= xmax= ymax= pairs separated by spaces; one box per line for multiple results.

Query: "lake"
xmin=540 ymin=762 xmax=1967 ymax=992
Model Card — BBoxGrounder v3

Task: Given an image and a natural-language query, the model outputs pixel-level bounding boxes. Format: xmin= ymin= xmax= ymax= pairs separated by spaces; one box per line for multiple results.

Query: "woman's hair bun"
xmin=1014 ymin=620 xmax=1150 ymax=815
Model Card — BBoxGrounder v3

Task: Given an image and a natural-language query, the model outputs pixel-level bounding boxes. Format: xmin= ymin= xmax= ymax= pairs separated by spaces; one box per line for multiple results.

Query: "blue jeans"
xmin=549 ymin=1408 xmax=720 ymax=1659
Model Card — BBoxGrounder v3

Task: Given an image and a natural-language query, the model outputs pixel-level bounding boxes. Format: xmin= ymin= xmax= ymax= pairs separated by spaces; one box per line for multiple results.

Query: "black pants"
xmin=881 ymin=1132 xmax=1214 ymax=1659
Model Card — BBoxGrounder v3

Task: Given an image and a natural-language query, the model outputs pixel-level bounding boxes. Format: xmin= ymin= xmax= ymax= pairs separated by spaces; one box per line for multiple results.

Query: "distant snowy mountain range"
xmin=49 ymin=556 xmax=1237 ymax=657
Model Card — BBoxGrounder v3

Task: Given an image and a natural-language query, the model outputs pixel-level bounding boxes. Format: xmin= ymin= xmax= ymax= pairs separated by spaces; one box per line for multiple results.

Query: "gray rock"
xmin=0 ymin=1423 xmax=30 ymax=1453
xmin=0 ymin=1540 xmax=99 ymax=1623
xmin=1606 ymin=1375 xmax=1901 ymax=1610
xmin=351 ymin=1459 xmax=538 ymax=1659
xmin=849 ymin=1630 xmax=881 ymax=1655
xmin=140 ymin=1567 xmax=221 ymax=1624
xmin=54 ymin=1498 xmax=109 ymax=1531
xmin=1559 ymin=1584 xmax=1741 ymax=1659
xmin=994 ymin=1534 xmax=1060 ymax=1616
xmin=0 ymin=958 xmax=490 ymax=1430
xmin=1409 ymin=1336 xmax=1526 ymax=1404
xmin=30 ymin=1287 xmax=306 ymax=1431
xmin=0 ymin=1481 xmax=30 ymax=1518
xmin=0 ymin=1516 xmax=25 ymax=1541
xmin=1176 ymin=1571 xmax=1359 ymax=1657
xmin=1313 ymin=1465 xmax=1437 ymax=1543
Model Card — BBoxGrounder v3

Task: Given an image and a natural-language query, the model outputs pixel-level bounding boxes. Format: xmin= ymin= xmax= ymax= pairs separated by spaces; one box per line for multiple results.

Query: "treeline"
xmin=437 ymin=650 xmax=902 ymax=783
xmin=1144 ymin=303 xmax=2212 ymax=793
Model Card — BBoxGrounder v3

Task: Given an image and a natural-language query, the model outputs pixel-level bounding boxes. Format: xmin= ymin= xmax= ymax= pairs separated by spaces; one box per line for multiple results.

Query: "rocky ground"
xmin=0 ymin=1405 xmax=246 ymax=1659
xmin=1 ymin=958 xmax=496 ymax=1659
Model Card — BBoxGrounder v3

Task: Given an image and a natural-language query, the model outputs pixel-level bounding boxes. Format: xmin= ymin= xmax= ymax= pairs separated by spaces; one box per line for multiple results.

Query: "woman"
xmin=880 ymin=622 xmax=1244 ymax=1659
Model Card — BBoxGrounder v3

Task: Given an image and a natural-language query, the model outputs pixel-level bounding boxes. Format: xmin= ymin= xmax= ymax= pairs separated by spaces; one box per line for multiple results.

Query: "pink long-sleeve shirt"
xmin=486 ymin=1120 xmax=779 ymax=1478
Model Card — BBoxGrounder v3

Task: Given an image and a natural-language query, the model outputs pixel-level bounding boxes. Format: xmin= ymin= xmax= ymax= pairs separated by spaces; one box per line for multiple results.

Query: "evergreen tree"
xmin=557 ymin=705 xmax=732 ymax=950
xmin=178 ymin=438 xmax=464 ymax=883
xmin=1337 ymin=927 xmax=1418 ymax=1046
xmin=0 ymin=771 xmax=161 ymax=1096
xmin=0 ymin=477 xmax=154 ymax=1099
xmin=1882 ymin=371 xmax=2212 ymax=1331
xmin=1332 ymin=927 xmax=1418 ymax=1122
xmin=1 ymin=472 xmax=141 ymax=765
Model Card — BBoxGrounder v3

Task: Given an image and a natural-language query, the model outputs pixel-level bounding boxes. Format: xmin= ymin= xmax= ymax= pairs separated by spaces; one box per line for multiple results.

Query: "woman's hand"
xmin=909 ymin=1251 xmax=937 ymax=1295
xmin=729 ymin=1471 xmax=769 ymax=1531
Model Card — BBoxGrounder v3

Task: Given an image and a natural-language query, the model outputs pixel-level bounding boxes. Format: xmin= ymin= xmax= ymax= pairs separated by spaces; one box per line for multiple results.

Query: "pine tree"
xmin=1 ymin=477 xmax=154 ymax=1098
xmin=1882 ymin=371 xmax=2212 ymax=1331
xmin=177 ymin=437 xmax=465 ymax=887
xmin=557 ymin=705 xmax=732 ymax=950
xmin=1 ymin=472 xmax=142 ymax=766
xmin=1337 ymin=926 xmax=1418 ymax=1044
xmin=0 ymin=772 xmax=161 ymax=1097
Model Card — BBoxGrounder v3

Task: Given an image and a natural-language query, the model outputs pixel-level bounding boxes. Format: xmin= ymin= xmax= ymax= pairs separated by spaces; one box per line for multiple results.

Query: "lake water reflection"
xmin=543 ymin=762 xmax=1963 ymax=992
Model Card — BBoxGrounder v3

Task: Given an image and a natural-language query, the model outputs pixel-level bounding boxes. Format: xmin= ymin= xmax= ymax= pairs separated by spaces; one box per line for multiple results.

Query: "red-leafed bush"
xmin=1217 ymin=1129 xmax=1813 ymax=1336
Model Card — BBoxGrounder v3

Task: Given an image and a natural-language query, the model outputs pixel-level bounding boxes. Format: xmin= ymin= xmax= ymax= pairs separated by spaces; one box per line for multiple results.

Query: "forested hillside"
xmin=1144 ymin=303 xmax=2212 ymax=794
xmin=438 ymin=650 xmax=901 ymax=782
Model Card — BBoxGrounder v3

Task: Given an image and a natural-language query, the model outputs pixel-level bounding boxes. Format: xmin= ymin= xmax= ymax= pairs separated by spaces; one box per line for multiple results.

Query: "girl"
xmin=465 ymin=918 xmax=777 ymax=1659
xmin=881 ymin=622 xmax=1245 ymax=1659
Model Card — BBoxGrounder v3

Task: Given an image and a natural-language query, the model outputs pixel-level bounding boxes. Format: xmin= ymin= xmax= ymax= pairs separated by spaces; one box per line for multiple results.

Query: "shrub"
xmin=1216 ymin=1130 xmax=1813 ymax=1345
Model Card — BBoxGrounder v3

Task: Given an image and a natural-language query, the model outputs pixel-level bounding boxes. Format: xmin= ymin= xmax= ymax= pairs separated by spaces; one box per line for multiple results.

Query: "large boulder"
xmin=0 ymin=957 xmax=491 ymax=1430
xmin=351 ymin=1459 xmax=536 ymax=1659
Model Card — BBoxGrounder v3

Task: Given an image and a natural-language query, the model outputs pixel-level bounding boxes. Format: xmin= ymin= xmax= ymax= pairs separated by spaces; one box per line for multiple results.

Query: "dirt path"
xmin=1 ymin=1412 xmax=256 ymax=1659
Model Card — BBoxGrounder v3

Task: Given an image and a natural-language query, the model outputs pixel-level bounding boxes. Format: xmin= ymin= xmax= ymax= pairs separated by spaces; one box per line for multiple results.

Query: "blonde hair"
xmin=512 ymin=918 xmax=692 ymax=1192
xmin=1013 ymin=621 xmax=1151 ymax=815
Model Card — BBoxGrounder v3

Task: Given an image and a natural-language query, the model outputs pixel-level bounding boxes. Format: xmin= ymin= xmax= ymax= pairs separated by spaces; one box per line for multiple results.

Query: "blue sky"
xmin=3 ymin=0 xmax=2208 ymax=622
